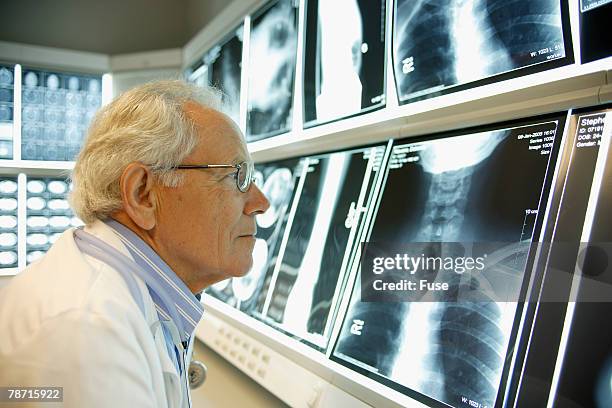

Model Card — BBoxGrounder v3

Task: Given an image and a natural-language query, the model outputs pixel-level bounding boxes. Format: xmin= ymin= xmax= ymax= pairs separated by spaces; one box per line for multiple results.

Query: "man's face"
xmin=153 ymin=103 xmax=270 ymax=291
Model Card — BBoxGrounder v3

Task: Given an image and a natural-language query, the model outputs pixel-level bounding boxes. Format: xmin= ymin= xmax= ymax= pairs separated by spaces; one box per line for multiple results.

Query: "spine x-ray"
xmin=205 ymin=158 xmax=302 ymax=314
xmin=246 ymin=0 xmax=298 ymax=142
xmin=393 ymin=0 xmax=566 ymax=103
xmin=188 ymin=27 xmax=243 ymax=125
xmin=333 ymin=118 xmax=562 ymax=408
xmin=303 ymin=0 xmax=386 ymax=126
xmin=257 ymin=146 xmax=386 ymax=348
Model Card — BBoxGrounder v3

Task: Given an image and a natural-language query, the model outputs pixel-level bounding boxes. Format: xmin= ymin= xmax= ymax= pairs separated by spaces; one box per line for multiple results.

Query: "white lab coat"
xmin=0 ymin=220 xmax=191 ymax=408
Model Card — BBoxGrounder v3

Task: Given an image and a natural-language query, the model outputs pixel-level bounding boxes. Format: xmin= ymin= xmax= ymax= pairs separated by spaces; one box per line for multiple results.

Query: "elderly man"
xmin=0 ymin=80 xmax=270 ymax=407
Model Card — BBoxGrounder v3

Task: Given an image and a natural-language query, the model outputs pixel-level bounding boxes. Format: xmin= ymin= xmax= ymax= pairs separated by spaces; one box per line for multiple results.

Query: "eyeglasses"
xmin=173 ymin=161 xmax=255 ymax=193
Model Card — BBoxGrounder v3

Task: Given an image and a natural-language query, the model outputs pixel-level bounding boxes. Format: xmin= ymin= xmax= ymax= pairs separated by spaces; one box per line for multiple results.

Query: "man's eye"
xmin=223 ymin=172 xmax=238 ymax=182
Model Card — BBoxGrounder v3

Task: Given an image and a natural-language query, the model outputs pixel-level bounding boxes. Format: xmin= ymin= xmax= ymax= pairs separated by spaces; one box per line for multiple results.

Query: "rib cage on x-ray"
xmin=258 ymin=147 xmax=385 ymax=347
xmin=303 ymin=0 xmax=386 ymax=125
xmin=333 ymin=120 xmax=561 ymax=408
xmin=204 ymin=159 xmax=301 ymax=310
xmin=393 ymin=0 xmax=565 ymax=102
xmin=247 ymin=0 xmax=298 ymax=141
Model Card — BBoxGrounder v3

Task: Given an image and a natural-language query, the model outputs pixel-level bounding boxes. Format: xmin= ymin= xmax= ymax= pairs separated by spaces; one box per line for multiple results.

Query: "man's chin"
xmin=233 ymin=263 xmax=253 ymax=278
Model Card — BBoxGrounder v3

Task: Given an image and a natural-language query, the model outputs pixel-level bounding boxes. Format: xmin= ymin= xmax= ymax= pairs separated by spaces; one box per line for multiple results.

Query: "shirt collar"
xmin=104 ymin=219 xmax=204 ymax=343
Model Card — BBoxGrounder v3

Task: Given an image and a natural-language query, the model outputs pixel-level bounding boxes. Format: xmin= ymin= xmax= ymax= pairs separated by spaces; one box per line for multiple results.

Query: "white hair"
xmin=70 ymin=80 xmax=224 ymax=224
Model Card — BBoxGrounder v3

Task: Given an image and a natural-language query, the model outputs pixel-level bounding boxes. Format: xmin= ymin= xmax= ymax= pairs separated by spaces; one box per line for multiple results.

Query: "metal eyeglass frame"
xmin=173 ymin=161 xmax=254 ymax=193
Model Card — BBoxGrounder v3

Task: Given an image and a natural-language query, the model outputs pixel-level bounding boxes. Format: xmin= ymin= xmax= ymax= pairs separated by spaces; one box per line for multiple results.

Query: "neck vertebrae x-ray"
xmin=332 ymin=118 xmax=563 ymax=408
xmin=303 ymin=0 xmax=386 ymax=126
xmin=393 ymin=0 xmax=567 ymax=103
xmin=247 ymin=0 xmax=298 ymax=142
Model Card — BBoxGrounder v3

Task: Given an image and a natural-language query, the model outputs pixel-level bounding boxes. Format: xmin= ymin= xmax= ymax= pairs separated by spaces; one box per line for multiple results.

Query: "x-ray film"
xmin=25 ymin=177 xmax=78 ymax=264
xmin=332 ymin=116 xmax=565 ymax=408
xmin=0 ymin=65 xmax=14 ymax=159
xmin=0 ymin=176 xmax=18 ymax=269
xmin=581 ymin=0 xmax=612 ymax=11
xmin=21 ymin=68 xmax=101 ymax=161
xmin=186 ymin=62 xmax=209 ymax=89
xmin=393 ymin=0 xmax=568 ymax=103
xmin=205 ymin=158 xmax=302 ymax=313
xmin=257 ymin=145 xmax=386 ymax=348
xmin=303 ymin=0 xmax=386 ymax=126
xmin=187 ymin=26 xmax=243 ymax=125
xmin=246 ymin=0 xmax=298 ymax=141
xmin=549 ymin=109 xmax=612 ymax=408
xmin=211 ymin=31 xmax=242 ymax=125
xmin=579 ymin=0 xmax=612 ymax=63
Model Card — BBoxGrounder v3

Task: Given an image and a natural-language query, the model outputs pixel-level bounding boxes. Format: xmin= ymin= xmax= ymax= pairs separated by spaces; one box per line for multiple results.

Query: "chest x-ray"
xmin=205 ymin=159 xmax=302 ymax=313
xmin=303 ymin=0 xmax=386 ymax=126
xmin=256 ymin=146 xmax=386 ymax=348
xmin=333 ymin=118 xmax=564 ymax=408
xmin=246 ymin=0 xmax=298 ymax=142
xmin=394 ymin=0 xmax=566 ymax=102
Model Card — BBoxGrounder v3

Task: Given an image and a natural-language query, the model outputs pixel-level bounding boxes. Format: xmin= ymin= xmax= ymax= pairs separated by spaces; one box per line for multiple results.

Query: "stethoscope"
xmin=73 ymin=228 xmax=207 ymax=399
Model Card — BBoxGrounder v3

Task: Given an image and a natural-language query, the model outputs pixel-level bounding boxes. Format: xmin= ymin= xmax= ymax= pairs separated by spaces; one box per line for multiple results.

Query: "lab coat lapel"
xmin=148 ymin=300 xmax=182 ymax=408
xmin=85 ymin=220 xmax=184 ymax=408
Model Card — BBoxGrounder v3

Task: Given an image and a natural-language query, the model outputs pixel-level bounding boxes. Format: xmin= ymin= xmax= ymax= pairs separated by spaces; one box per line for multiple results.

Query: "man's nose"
xmin=246 ymin=183 xmax=270 ymax=215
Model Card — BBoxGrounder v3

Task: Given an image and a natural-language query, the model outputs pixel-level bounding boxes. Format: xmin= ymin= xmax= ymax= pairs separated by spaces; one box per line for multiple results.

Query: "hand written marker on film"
xmin=360 ymin=242 xmax=531 ymax=302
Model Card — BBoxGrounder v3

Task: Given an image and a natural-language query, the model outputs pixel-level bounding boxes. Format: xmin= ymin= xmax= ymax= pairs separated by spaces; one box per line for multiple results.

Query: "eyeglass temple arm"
xmin=174 ymin=164 xmax=238 ymax=169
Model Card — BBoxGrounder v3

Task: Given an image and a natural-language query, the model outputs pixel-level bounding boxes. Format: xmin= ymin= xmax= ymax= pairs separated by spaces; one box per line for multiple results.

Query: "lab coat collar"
xmin=82 ymin=221 xmax=184 ymax=404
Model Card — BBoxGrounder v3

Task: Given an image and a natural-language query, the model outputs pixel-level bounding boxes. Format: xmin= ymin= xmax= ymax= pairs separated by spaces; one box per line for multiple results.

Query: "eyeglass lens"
xmin=237 ymin=162 xmax=252 ymax=192
xmin=238 ymin=162 xmax=250 ymax=192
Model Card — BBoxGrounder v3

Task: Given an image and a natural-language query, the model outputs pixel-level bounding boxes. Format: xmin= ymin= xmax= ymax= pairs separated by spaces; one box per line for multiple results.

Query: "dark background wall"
xmin=0 ymin=0 xmax=231 ymax=54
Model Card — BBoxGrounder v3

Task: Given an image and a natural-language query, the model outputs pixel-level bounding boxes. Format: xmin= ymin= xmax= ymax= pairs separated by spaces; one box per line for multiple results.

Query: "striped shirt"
xmin=105 ymin=219 xmax=204 ymax=370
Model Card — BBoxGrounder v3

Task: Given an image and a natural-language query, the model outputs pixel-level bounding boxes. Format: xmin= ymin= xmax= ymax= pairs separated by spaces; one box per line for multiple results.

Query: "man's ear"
xmin=119 ymin=163 xmax=158 ymax=230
